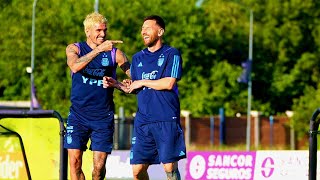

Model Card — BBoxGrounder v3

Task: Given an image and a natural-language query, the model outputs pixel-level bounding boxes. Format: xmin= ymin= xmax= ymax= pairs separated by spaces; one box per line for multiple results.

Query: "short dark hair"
xmin=144 ymin=15 xmax=165 ymax=30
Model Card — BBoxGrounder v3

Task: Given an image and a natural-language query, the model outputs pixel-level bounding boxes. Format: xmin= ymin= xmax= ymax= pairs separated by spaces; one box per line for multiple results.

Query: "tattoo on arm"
xmin=76 ymin=56 xmax=91 ymax=63
xmin=66 ymin=45 xmax=76 ymax=54
xmin=67 ymin=44 xmax=99 ymax=64
xmin=114 ymin=81 xmax=129 ymax=93
xmin=66 ymin=45 xmax=76 ymax=63
xmin=75 ymin=49 xmax=100 ymax=63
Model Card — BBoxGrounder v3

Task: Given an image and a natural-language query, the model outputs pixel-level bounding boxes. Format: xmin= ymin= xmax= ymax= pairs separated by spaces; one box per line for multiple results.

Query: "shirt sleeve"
xmin=164 ymin=49 xmax=182 ymax=80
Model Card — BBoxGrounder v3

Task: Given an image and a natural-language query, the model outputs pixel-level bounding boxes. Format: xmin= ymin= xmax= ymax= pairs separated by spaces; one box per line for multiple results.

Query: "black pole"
xmin=52 ymin=111 xmax=68 ymax=180
xmin=0 ymin=110 xmax=67 ymax=180
xmin=309 ymin=108 xmax=320 ymax=180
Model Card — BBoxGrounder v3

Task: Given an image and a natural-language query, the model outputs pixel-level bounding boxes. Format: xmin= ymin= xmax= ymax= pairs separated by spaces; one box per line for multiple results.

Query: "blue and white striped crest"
xmin=101 ymin=53 xmax=110 ymax=66
xmin=101 ymin=58 xmax=109 ymax=66
xmin=158 ymin=54 xmax=165 ymax=67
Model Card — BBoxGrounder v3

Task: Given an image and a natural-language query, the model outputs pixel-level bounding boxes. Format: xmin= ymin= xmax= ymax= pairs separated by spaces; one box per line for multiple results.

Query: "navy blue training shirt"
xmin=70 ymin=42 xmax=117 ymax=119
xmin=130 ymin=45 xmax=182 ymax=124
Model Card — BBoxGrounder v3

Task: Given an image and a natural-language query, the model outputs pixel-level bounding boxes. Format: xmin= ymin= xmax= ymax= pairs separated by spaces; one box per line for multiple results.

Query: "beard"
xmin=144 ymin=35 xmax=159 ymax=47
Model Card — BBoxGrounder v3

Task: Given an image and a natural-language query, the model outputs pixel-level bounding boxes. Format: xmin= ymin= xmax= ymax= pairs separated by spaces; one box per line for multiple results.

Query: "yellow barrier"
xmin=1 ymin=118 xmax=60 ymax=180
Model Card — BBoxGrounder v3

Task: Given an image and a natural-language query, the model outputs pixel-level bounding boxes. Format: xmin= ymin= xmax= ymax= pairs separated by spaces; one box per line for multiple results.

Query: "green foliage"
xmin=0 ymin=0 xmax=320 ymax=137
xmin=292 ymin=84 xmax=320 ymax=138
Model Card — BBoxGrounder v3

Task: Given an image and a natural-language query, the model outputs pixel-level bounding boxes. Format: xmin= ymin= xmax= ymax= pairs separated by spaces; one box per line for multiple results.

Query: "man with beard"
xmin=104 ymin=15 xmax=186 ymax=180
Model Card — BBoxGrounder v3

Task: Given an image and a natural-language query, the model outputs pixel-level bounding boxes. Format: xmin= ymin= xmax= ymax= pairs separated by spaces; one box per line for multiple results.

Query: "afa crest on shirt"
xmin=101 ymin=53 xmax=110 ymax=66
xmin=101 ymin=58 xmax=109 ymax=66
xmin=157 ymin=54 xmax=165 ymax=67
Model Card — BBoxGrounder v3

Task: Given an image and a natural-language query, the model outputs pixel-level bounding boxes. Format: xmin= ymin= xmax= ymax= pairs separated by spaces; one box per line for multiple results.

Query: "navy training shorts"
xmin=130 ymin=121 xmax=187 ymax=164
xmin=64 ymin=111 xmax=114 ymax=152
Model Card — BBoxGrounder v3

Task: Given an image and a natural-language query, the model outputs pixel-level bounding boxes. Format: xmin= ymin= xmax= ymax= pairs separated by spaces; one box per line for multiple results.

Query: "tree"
xmin=1 ymin=0 xmax=320 ymax=142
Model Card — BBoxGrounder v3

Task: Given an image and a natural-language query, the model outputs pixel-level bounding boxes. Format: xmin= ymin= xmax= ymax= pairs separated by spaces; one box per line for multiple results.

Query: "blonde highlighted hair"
xmin=83 ymin=12 xmax=108 ymax=31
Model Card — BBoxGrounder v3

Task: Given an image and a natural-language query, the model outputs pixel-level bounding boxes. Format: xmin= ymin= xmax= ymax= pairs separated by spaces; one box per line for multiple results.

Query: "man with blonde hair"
xmin=64 ymin=12 xmax=130 ymax=180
